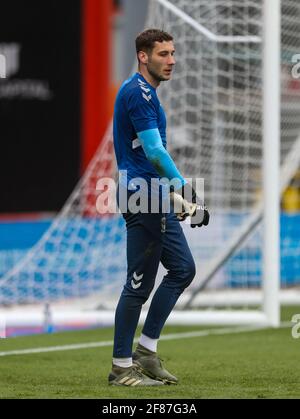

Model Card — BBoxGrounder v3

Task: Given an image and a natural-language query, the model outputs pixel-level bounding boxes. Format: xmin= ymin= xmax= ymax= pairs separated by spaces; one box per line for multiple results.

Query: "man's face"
xmin=146 ymin=41 xmax=176 ymax=82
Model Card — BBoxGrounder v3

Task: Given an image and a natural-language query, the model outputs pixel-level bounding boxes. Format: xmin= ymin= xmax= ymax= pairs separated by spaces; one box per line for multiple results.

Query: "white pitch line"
xmin=0 ymin=324 xmax=291 ymax=358
xmin=0 ymin=339 xmax=115 ymax=357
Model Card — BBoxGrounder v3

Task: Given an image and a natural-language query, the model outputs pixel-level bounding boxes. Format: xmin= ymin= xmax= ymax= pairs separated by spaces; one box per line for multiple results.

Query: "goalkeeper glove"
xmin=170 ymin=183 xmax=210 ymax=228
xmin=191 ymin=203 xmax=210 ymax=228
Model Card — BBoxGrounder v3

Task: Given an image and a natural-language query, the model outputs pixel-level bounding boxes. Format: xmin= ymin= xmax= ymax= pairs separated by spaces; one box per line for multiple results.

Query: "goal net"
xmin=1 ymin=0 xmax=300 ymax=328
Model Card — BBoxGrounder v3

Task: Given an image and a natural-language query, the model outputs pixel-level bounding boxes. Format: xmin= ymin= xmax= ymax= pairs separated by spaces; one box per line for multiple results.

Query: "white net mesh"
xmin=1 ymin=0 xmax=300 ymax=311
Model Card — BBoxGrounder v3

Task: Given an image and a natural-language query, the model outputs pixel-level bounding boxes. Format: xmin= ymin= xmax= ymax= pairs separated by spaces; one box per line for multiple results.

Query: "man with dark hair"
xmin=109 ymin=28 xmax=209 ymax=386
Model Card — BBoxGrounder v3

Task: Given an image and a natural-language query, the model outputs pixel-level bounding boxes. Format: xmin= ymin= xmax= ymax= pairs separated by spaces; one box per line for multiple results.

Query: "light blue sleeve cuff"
xmin=137 ymin=128 xmax=186 ymax=189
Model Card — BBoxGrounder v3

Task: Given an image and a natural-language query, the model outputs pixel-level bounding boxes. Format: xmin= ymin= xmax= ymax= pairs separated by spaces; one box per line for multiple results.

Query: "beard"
xmin=147 ymin=63 xmax=169 ymax=82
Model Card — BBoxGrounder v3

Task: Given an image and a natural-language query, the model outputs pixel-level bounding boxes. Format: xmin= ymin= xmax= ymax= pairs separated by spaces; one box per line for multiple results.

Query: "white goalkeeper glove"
xmin=170 ymin=184 xmax=210 ymax=228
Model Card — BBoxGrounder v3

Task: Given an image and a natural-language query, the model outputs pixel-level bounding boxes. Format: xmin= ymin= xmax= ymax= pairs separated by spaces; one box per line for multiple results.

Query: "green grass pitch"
xmin=0 ymin=306 xmax=299 ymax=399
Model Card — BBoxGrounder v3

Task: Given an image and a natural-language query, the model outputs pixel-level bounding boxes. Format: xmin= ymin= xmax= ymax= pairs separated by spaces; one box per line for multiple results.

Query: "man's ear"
xmin=138 ymin=51 xmax=148 ymax=64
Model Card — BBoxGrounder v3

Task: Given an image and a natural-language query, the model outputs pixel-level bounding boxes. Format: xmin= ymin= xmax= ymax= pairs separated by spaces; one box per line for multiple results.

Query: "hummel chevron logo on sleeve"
xmin=142 ymin=92 xmax=152 ymax=102
xmin=131 ymin=272 xmax=143 ymax=289
xmin=140 ymin=86 xmax=151 ymax=93
xmin=138 ymin=78 xmax=151 ymax=101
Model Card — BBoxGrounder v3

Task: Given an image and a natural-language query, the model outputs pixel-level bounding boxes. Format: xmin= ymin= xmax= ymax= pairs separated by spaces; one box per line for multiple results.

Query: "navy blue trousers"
xmin=113 ymin=209 xmax=196 ymax=358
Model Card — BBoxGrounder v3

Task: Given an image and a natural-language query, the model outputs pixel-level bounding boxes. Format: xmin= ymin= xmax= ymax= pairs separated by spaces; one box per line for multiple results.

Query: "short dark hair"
xmin=135 ymin=29 xmax=173 ymax=56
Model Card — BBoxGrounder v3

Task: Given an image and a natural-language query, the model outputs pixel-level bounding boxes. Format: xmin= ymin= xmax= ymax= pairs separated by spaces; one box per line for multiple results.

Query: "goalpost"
xmin=1 ymin=0 xmax=300 ymax=330
xmin=262 ymin=0 xmax=280 ymax=327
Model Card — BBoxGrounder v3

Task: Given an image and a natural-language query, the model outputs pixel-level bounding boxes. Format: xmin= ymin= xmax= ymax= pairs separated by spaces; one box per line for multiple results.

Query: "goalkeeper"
xmin=109 ymin=29 xmax=209 ymax=387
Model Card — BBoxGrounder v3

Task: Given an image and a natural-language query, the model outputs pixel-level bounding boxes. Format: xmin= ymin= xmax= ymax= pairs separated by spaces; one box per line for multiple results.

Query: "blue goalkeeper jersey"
xmin=113 ymin=72 xmax=167 ymax=188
